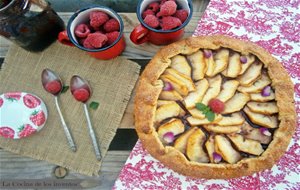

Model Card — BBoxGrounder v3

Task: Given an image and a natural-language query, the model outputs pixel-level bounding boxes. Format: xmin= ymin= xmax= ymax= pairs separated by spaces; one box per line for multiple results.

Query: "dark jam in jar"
xmin=0 ymin=0 xmax=65 ymax=52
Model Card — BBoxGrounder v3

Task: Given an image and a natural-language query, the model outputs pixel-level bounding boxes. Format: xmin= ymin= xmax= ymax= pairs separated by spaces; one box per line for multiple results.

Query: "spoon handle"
xmin=54 ymin=96 xmax=77 ymax=152
xmin=83 ymin=103 xmax=102 ymax=161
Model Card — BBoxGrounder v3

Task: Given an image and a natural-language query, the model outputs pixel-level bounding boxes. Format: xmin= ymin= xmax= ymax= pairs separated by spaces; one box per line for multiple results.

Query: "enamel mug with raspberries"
xmin=130 ymin=0 xmax=193 ymax=45
xmin=58 ymin=6 xmax=125 ymax=60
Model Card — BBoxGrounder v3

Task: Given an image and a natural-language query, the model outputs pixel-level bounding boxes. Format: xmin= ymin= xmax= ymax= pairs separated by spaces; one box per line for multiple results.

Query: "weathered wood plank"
xmin=0 ymin=150 xmax=130 ymax=189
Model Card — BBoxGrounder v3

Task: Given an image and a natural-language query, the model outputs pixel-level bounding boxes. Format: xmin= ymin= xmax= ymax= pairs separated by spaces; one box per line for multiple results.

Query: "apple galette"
xmin=134 ymin=36 xmax=296 ymax=179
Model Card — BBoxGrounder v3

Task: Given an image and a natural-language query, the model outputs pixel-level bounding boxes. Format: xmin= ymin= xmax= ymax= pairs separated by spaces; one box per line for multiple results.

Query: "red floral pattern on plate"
xmin=113 ymin=0 xmax=300 ymax=189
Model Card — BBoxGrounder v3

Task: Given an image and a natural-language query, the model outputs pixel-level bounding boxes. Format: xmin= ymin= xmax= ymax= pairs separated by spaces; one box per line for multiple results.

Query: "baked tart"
xmin=134 ymin=36 xmax=296 ymax=179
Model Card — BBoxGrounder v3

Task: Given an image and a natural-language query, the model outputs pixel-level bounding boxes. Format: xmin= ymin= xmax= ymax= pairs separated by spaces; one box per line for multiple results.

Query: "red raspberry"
xmin=84 ymin=33 xmax=108 ymax=49
xmin=74 ymin=24 xmax=91 ymax=38
xmin=106 ymin=31 xmax=120 ymax=45
xmin=174 ymin=9 xmax=189 ymax=23
xmin=157 ymin=1 xmax=177 ymax=17
xmin=142 ymin=9 xmax=155 ymax=19
xmin=90 ymin=11 xmax=109 ymax=29
xmin=160 ymin=16 xmax=182 ymax=30
xmin=160 ymin=0 xmax=176 ymax=5
xmin=73 ymin=88 xmax=90 ymax=102
xmin=103 ymin=18 xmax=120 ymax=32
xmin=45 ymin=80 xmax=62 ymax=95
xmin=144 ymin=15 xmax=160 ymax=28
xmin=147 ymin=2 xmax=160 ymax=13
xmin=208 ymin=98 xmax=225 ymax=114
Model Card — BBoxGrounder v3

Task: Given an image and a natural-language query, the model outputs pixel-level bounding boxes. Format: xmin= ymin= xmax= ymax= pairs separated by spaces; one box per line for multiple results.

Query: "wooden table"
xmin=0 ymin=1 xmax=209 ymax=189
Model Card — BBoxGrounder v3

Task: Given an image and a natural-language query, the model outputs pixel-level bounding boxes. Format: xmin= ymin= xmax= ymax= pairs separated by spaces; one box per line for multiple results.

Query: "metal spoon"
xmin=70 ymin=75 xmax=101 ymax=161
xmin=42 ymin=69 xmax=77 ymax=152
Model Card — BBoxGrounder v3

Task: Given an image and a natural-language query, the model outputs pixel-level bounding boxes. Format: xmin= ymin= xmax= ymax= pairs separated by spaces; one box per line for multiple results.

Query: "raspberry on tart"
xmin=134 ymin=36 xmax=296 ymax=179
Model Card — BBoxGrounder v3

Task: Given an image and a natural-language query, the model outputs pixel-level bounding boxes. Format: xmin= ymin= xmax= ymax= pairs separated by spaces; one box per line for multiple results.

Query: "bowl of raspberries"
xmin=58 ymin=6 xmax=125 ymax=60
xmin=130 ymin=0 xmax=192 ymax=45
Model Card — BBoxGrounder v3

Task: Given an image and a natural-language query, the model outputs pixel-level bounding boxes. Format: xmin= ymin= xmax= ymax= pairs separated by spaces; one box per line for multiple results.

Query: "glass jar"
xmin=0 ymin=0 xmax=65 ymax=52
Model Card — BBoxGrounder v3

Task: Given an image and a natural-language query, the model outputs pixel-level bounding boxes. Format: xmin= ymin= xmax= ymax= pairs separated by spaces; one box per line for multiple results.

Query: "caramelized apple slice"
xmin=157 ymin=100 xmax=174 ymax=107
xmin=241 ymin=122 xmax=272 ymax=144
xmin=238 ymin=72 xmax=271 ymax=93
xmin=158 ymin=118 xmax=185 ymax=144
xmin=222 ymin=53 xmax=242 ymax=78
xmin=187 ymin=115 xmax=223 ymax=126
xmin=228 ymin=134 xmax=264 ymax=156
xmin=161 ymin=74 xmax=189 ymax=96
xmin=202 ymin=75 xmax=222 ymax=105
xmin=211 ymin=48 xmax=230 ymax=76
xmin=183 ymin=79 xmax=209 ymax=108
xmin=247 ymin=101 xmax=278 ymax=115
xmin=203 ymin=125 xmax=241 ymax=134
xmin=216 ymin=80 xmax=240 ymax=102
xmin=222 ymin=93 xmax=250 ymax=114
xmin=205 ymin=136 xmax=219 ymax=163
xmin=250 ymin=91 xmax=275 ymax=102
xmin=164 ymin=68 xmax=195 ymax=92
xmin=170 ymin=55 xmax=191 ymax=77
xmin=204 ymin=50 xmax=216 ymax=77
xmin=239 ymin=54 xmax=256 ymax=75
xmin=243 ymin=106 xmax=278 ymax=128
xmin=188 ymin=108 xmax=205 ymax=119
xmin=155 ymin=102 xmax=182 ymax=123
xmin=159 ymin=90 xmax=183 ymax=101
xmin=217 ymin=112 xmax=245 ymax=126
xmin=215 ymin=135 xmax=242 ymax=164
xmin=187 ymin=51 xmax=207 ymax=80
xmin=238 ymin=62 xmax=263 ymax=86
xmin=174 ymin=127 xmax=198 ymax=153
xmin=186 ymin=128 xmax=209 ymax=163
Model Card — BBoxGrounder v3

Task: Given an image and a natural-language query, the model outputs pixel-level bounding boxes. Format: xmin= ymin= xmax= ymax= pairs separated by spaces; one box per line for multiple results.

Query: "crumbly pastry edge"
xmin=134 ymin=35 xmax=296 ymax=179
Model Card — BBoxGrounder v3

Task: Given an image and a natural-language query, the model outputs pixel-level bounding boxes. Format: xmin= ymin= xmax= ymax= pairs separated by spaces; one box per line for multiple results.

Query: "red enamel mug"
xmin=58 ymin=6 xmax=125 ymax=60
xmin=130 ymin=0 xmax=193 ymax=45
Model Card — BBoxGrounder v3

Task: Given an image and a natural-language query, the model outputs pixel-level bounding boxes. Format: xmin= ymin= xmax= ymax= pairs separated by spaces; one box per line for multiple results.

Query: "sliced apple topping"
xmin=211 ymin=48 xmax=230 ymax=76
xmin=228 ymin=134 xmax=264 ymax=156
xmin=161 ymin=74 xmax=189 ymax=96
xmin=158 ymin=118 xmax=185 ymax=144
xmin=183 ymin=79 xmax=209 ymax=109
xmin=222 ymin=93 xmax=250 ymax=114
xmin=204 ymin=50 xmax=216 ymax=77
xmin=187 ymin=50 xmax=207 ymax=80
xmin=203 ymin=125 xmax=241 ymax=134
xmin=216 ymin=80 xmax=240 ymax=102
xmin=186 ymin=128 xmax=209 ymax=163
xmin=238 ymin=62 xmax=263 ymax=86
xmin=188 ymin=108 xmax=205 ymax=119
xmin=205 ymin=136 xmax=223 ymax=163
xmin=157 ymin=100 xmax=174 ymax=107
xmin=202 ymin=75 xmax=222 ymax=105
xmin=243 ymin=106 xmax=278 ymax=128
xmin=249 ymin=90 xmax=275 ymax=102
xmin=159 ymin=90 xmax=183 ymax=101
xmin=155 ymin=102 xmax=183 ymax=123
xmin=174 ymin=127 xmax=198 ymax=153
xmin=247 ymin=101 xmax=278 ymax=115
xmin=215 ymin=135 xmax=242 ymax=164
xmin=187 ymin=114 xmax=223 ymax=126
xmin=170 ymin=55 xmax=191 ymax=77
xmin=239 ymin=54 xmax=256 ymax=75
xmin=241 ymin=122 xmax=272 ymax=144
xmin=217 ymin=112 xmax=245 ymax=126
xmin=164 ymin=68 xmax=195 ymax=92
xmin=237 ymin=72 xmax=271 ymax=93
xmin=222 ymin=52 xmax=242 ymax=78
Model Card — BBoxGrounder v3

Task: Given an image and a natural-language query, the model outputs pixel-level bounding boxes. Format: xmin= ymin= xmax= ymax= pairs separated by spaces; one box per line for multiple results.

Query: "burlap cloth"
xmin=0 ymin=42 xmax=140 ymax=176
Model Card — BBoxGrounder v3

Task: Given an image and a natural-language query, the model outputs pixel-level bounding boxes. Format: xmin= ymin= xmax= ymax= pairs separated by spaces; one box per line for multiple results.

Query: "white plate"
xmin=0 ymin=92 xmax=48 ymax=139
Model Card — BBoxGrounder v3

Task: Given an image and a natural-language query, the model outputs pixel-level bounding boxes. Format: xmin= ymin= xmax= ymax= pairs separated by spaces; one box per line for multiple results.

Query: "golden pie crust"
xmin=134 ymin=35 xmax=296 ymax=179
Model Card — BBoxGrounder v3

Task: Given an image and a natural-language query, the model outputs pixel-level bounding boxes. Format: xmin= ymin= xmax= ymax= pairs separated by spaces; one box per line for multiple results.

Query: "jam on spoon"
xmin=41 ymin=69 xmax=77 ymax=152
xmin=70 ymin=75 xmax=102 ymax=161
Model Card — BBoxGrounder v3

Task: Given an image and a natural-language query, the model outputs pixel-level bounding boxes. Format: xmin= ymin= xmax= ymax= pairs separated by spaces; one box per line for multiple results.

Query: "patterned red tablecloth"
xmin=113 ymin=0 xmax=300 ymax=189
